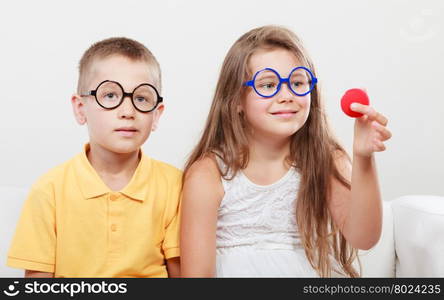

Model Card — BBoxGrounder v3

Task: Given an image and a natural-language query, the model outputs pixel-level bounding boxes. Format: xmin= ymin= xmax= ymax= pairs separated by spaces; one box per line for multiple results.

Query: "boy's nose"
xmin=118 ymin=96 xmax=136 ymax=119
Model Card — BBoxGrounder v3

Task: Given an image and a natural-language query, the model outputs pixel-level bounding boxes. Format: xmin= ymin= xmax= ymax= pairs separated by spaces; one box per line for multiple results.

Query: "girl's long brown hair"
xmin=184 ymin=25 xmax=359 ymax=277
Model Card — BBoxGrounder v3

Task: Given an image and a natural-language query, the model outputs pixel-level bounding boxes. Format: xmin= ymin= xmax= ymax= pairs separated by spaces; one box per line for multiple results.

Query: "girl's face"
xmin=241 ymin=48 xmax=311 ymax=141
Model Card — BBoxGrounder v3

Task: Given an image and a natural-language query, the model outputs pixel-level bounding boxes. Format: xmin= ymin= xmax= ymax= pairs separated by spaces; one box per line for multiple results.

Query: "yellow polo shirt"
xmin=7 ymin=145 xmax=182 ymax=277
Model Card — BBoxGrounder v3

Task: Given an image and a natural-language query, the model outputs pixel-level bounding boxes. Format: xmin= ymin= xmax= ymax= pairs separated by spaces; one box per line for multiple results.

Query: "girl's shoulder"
xmin=183 ymin=153 xmax=224 ymax=207
xmin=185 ymin=153 xmax=222 ymax=183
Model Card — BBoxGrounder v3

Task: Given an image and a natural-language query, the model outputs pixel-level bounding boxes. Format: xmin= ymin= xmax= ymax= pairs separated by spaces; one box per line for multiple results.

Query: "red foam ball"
xmin=341 ymin=88 xmax=370 ymax=118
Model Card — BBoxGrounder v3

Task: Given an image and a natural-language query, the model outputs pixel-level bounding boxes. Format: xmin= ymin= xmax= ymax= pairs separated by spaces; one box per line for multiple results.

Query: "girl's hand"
xmin=350 ymin=103 xmax=392 ymax=158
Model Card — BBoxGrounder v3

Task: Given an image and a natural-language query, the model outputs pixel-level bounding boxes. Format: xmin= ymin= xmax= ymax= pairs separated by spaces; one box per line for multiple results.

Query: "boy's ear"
xmin=151 ymin=104 xmax=164 ymax=132
xmin=71 ymin=94 xmax=87 ymax=125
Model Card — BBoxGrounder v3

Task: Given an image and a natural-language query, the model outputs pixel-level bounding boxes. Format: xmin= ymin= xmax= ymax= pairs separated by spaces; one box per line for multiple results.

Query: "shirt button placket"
xmin=108 ymin=192 xmax=123 ymax=260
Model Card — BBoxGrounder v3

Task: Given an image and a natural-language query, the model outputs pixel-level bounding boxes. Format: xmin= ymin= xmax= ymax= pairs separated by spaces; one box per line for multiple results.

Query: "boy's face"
xmin=72 ymin=55 xmax=164 ymax=154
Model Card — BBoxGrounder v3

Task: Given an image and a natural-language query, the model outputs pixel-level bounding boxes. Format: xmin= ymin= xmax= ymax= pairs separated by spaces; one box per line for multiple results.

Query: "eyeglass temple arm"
xmin=80 ymin=90 xmax=96 ymax=97
xmin=244 ymin=80 xmax=254 ymax=87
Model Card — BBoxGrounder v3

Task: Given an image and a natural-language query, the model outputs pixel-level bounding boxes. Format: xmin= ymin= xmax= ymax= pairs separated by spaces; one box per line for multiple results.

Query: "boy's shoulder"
xmin=31 ymin=154 xmax=79 ymax=191
xmin=146 ymin=156 xmax=183 ymax=182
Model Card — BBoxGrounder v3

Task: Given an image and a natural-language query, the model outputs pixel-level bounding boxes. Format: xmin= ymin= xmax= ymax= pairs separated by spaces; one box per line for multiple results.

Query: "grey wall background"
xmin=0 ymin=0 xmax=443 ymax=201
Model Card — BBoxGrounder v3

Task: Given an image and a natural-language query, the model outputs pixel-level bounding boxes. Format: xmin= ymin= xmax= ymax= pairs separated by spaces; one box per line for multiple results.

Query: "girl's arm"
xmin=329 ymin=103 xmax=391 ymax=250
xmin=180 ymin=157 xmax=224 ymax=277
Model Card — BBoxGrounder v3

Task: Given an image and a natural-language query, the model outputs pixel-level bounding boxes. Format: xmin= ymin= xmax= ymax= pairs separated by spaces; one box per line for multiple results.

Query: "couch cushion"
xmin=392 ymin=195 xmax=444 ymax=277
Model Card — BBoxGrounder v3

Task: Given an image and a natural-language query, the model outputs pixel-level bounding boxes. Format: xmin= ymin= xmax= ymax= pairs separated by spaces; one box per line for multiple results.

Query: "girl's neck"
xmin=247 ymin=134 xmax=291 ymax=165
xmin=87 ymin=143 xmax=140 ymax=191
xmin=243 ymin=134 xmax=292 ymax=185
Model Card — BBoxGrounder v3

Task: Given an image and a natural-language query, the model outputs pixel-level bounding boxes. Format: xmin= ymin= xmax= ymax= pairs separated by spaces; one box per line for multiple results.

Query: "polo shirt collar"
xmin=120 ymin=154 xmax=151 ymax=202
xmin=75 ymin=144 xmax=151 ymax=202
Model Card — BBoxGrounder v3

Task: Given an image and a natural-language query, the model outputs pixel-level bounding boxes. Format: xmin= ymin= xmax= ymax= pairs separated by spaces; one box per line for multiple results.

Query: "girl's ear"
xmin=71 ymin=94 xmax=87 ymax=125
xmin=237 ymin=104 xmax=243 ymax=114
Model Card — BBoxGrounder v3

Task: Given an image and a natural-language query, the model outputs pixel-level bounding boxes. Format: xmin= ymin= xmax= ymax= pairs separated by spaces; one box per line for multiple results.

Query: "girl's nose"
xmin=276 ymin=82 xmax=295 ymax=103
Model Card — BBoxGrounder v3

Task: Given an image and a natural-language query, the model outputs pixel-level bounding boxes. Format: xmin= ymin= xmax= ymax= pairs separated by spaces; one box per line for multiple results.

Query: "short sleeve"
xmin=6 ymin=183 xmax=56 ymax=273
xmin=162 ymin=173 xmax=182 ymax=259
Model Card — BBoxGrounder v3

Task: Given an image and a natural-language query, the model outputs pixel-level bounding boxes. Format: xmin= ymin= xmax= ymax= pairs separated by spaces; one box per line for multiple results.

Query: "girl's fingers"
xmin=374 ymin=111 xmax=388 ymax=126
xmin=373 ymin=139 xmax=386 ymax=152
xmin=372 ymin=121 xmax=392 ymax=141
xmin=350 ymin=102 xmax=368 ymax=114
xmin=351 ymin=103 xmax=388 ymax=126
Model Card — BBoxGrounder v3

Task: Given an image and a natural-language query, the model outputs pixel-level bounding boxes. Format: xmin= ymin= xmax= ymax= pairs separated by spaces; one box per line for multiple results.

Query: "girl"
xmin=180 ymin=25 xmax=391 ymax=277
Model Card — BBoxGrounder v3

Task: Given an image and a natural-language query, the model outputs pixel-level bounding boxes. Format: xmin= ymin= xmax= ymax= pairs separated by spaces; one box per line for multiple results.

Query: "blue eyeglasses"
xmin=244 ymin=67 xmax=318 ymax=98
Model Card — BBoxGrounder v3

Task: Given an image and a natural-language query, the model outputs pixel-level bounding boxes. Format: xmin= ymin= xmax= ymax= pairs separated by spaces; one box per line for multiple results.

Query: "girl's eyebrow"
xmin=256 ymin=74 xmax=279 ymax=80
xmin=290 ymin=73 xmax=308 ymax=78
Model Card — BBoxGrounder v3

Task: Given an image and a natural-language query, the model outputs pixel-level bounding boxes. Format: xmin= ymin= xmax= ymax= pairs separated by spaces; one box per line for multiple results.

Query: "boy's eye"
xmin=135 ymin=97 xmax=147 ymax=103
xmin=102 ymin=92 xmax=120 ymax=101
xmin=106 ymin=93 xmax=117 ymax=98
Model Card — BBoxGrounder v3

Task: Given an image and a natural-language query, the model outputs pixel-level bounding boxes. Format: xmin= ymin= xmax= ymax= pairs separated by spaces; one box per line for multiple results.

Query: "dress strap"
xmin=212 ymin=153 xmax=235 ymax=191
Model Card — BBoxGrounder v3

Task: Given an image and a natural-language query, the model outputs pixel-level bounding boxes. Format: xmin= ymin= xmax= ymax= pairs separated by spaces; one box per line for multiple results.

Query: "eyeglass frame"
xmin=80 ymin=80 xmax=163 ymax=113
xmin=244 ymin=66 xmax=318 ymax=98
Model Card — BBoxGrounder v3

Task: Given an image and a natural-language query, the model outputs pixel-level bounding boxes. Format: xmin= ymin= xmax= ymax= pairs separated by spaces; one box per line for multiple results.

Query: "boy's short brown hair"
xmin=77 ymin=37 xmax=161 ymax=94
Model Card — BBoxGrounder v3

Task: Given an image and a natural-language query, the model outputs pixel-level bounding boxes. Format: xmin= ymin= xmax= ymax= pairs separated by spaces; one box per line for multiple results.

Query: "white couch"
xmin=1 ymin=185 xmax=443 ymax=277
xmin=358 ymin=195 xmax=444 ymax=277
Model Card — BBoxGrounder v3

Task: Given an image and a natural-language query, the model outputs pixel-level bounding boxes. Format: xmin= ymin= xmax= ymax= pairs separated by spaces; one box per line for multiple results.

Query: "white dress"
xmin=215 ymin=162 xmax=319 ymax=277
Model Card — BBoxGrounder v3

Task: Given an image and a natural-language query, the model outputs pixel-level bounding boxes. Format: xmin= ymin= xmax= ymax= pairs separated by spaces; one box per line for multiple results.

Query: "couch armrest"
xmin=392 ymin=195 xmax=444 ymax=277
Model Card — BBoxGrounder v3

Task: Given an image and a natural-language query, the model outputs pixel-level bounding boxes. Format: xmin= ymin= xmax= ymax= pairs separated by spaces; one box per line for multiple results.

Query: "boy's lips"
xmin=115 ymin=127 xmax=138 ymax=137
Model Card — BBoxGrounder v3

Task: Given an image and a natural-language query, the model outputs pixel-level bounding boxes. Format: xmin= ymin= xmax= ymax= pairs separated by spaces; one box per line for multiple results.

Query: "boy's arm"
xmin=166 ymin=257 xmax=180 ymax=278
xmin=7 ymin=183 xmax=57 ymax=275
xmin=161 ymin=168 xmax=182 ymax=276
xmin=25 ymin=270 xmax=54 ymax=278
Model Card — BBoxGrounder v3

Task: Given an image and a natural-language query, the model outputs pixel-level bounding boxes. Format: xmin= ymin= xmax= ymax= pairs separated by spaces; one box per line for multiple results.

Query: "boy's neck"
xmin=86 ymin=143 xmax=141 ymax=191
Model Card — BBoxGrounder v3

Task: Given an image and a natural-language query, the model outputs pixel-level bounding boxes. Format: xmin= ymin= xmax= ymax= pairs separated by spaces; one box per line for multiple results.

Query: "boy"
xmin=7 ymin=37 xmax=181 ymax=277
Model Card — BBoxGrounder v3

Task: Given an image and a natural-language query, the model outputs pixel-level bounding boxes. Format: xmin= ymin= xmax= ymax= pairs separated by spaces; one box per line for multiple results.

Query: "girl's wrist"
xmin=352 ymin=152 xmax=374 ymax=164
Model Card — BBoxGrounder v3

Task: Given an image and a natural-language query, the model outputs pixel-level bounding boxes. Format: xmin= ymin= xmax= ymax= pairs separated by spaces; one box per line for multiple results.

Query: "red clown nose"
xmin=341 ymin=88 xmax=370 ymax=118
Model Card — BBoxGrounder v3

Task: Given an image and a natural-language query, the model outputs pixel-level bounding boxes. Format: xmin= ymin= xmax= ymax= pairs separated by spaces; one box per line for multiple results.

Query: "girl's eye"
xmin=292 ymin=80 xmax=308 ymax=88
xmin=259 ymin=82 xmax=277 ymax=89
